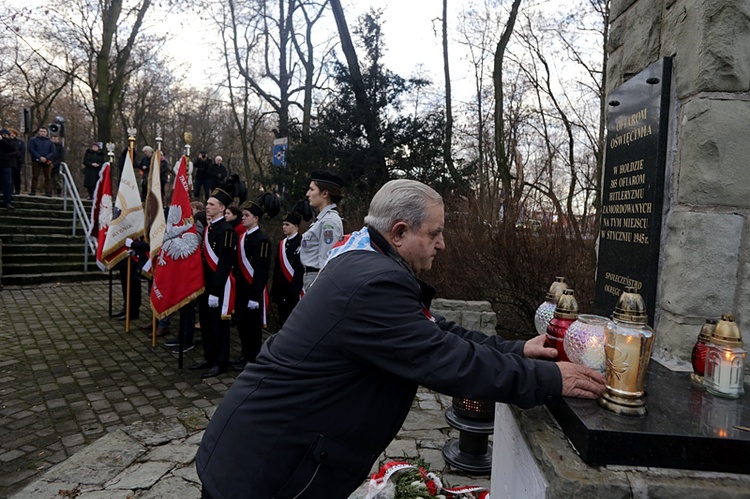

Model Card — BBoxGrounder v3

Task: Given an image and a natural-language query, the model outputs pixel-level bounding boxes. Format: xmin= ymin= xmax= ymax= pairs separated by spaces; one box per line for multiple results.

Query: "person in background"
xmin=28 ymin=127 xmax=56 ymax=197
xmin=225 ymin=205 xmax=245 ymax=237
xmin=83 ymin=142 xmax=105 ymax=200
xmin=209 ymin=155 xmax=227 ymax=192
xmin=232 ymin=193 xmax=279 ymax=370
xmin=193 ymin=151 xmax=211 ymax=201
xmin=270 ymin=200 xmax=311 ymax=328
xmin=300 ymin=170 xmax=344 ymax=292
xmin=0 ymin=129 xmax=16 ymax=208
xmin=196 ymin=179 xmax=606 ymax=498
xmin=50 ymin=135 xmax=65 ymax=196
xmin=8 ymin=129 xmax=24 ymax=195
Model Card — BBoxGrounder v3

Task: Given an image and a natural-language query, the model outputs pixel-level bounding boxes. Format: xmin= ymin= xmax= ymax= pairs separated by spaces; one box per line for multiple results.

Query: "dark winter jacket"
xmin=10 ymin=138 xmax=25 ymax=169
xmin=83 ymin=148 xmax=106 ymax=188
xmin=197 ymin=227 xmax=562 ymax=499
xmin=0 ymin=137 xmax=16 ymax=169
xmin=271 ymin=233 xmax=303 ymax=305
xmin=28 ymin=135 xmax=56 ymax=163
xmin=194 ymin=156 xmax=212 ymax=179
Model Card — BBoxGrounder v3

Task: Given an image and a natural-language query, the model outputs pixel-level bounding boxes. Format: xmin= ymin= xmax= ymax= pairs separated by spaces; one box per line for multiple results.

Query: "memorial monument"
xmin=490 ymin=1 xmax=750 ymax=496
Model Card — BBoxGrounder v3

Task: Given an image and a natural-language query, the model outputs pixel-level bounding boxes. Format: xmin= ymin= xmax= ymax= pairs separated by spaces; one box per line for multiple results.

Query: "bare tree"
xmin=493 ymin=0 xmax=522 ymax=220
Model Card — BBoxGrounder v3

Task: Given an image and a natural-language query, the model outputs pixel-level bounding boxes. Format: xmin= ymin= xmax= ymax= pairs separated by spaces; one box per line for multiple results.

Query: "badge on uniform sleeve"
xmin=323 ymin=225 xmax=334 ymax=244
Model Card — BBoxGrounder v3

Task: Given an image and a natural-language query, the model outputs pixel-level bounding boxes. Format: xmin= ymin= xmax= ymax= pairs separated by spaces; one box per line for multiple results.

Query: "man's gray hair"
xmin=364 ymin=179 xmax=443 ymax=233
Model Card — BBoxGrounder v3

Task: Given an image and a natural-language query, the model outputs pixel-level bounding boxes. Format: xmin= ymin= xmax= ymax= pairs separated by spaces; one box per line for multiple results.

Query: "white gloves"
xmin=247 ymin=300 xmax=260 ymax=310
xmin=208 ymin=295 xmax=220 ymax=308
xmin=125 ymin=237 xmax=133 ymax=248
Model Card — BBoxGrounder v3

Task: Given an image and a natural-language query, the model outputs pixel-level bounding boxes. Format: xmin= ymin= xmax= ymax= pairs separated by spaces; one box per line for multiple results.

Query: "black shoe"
xmin=201 ymin=365 xmax=226 ymax=378
xmin=232 ymin=362 xmax=247 ymax=372
xmin=29 ymin=191 xmax=36 ymax=196
xmin=117 ymin=313 xmax=140 ymax=321
xmin=164 ymin=338 xmax=179 ymax=347
xmin=172 ymin=344 xmax=194 ymax=354
xmin=111 ymin=309 xmax=126 ymax=317
xmin=189 ymin=360 xmax=211 ymax=370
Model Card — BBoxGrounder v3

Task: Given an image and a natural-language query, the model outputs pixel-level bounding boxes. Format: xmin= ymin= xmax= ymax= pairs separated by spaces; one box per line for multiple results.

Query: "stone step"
xmin=2 ymin=261 xmax=99 ymax=275
xmin=1 ymin=270 xmax=108 ymax=286
xmin=8 ymin=193 xmax=93 ymax=210
xmin=3 ymin=252 xmax=85 ymax=264
xmin=0 ymin=233 xmax=87 ymax=244
xmin=0 ymin=216 xmax=85 ymax=229
xmin=2 ymin=243 xmax=86 ymax=255
xmin=0 ymin=224 xmax=86 ymax=236
xmin=0 ymin=208 xmax=82 ymax=221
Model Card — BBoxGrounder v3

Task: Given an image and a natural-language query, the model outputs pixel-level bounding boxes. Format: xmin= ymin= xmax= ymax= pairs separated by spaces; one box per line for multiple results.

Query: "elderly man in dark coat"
xmin=196 ymin=179 xmax=605 ymax=499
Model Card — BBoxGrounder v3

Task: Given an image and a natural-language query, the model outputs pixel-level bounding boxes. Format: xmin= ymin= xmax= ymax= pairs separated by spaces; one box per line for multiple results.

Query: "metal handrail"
xmin=59 ymin=162 xmax=96 ymax=271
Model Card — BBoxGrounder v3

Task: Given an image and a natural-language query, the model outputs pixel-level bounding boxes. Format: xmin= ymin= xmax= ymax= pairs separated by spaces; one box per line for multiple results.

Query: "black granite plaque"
xmin=548 ymin=361 xmax=750 ymax=474
xmin=593 ymin=58 xmax=672 ymax=324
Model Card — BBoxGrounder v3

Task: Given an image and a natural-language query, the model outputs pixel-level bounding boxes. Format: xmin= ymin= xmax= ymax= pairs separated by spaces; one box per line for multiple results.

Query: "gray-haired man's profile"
xmin=196 ymin=179 xmax=605 ymax=499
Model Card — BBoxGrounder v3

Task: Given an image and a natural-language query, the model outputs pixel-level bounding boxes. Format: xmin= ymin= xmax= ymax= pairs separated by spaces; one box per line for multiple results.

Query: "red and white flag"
xmin=88 ymin=162 xmax=112 ymax=271
xmin=101 ymin=150 xmax=144 ymax=268
xmin=150 ymin=156 xmax=205 ymax=319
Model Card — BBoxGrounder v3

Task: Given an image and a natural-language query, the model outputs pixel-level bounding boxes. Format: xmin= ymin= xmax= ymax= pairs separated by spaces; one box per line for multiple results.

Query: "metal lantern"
xmin=442 ymin=397 xmax=494 ymax=474
xmin=691 ymin=319 xmax=717 ymax=381
xmin=704 ymin=314 xmax=746 ymax=399
xmin=564 ymin=314 xmax=608 ymax=374
xmin=599 ymin=287 xmax=655 ymax=417
xmin=544 ymin=289 xmax=579 ymax=362
xmin=534 ymin=277 xmax=568 ymax=335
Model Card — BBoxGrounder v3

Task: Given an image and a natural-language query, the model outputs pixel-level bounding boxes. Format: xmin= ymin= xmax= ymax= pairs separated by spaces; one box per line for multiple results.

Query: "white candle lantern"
xmin=534 ymin=276 xmax=568 ymax=335
xmin=704 ymin=314 xmax=746 ymax=399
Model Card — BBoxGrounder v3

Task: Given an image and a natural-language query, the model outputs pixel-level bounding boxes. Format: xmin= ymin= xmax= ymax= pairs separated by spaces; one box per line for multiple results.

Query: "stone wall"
xmin=608 ymin=0 xmax=750 ymax=362
xmin=430 ymin=299 xmax=497 ymax=336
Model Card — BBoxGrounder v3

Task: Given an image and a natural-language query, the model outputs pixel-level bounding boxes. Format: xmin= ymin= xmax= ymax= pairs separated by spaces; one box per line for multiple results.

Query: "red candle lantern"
xmin=545 ymin=289 xmax=579 ymax=362
xmin=691 ymin=319 xmax=716 ymax=381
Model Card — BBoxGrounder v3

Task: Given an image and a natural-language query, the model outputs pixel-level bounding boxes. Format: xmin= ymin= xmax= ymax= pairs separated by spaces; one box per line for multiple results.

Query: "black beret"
xmin=210 ymin=187 xmax=233 ymax=208
xmin=310 ymin=170 xmax=344 ymax=189
xmin=283 ymin=211 xmax=301 ymax=226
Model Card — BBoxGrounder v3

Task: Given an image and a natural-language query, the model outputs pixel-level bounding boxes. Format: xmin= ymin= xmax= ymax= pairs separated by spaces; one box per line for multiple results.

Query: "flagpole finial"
xmin=155 ymin=126 xmax=163 ymax=151
xmin=106 ymin=142 xmax=116 ymax=161
xmin=127 ymin=128 xmax=137 ymax=141
xmin=183 ymin=132 xmax=192 ymax=158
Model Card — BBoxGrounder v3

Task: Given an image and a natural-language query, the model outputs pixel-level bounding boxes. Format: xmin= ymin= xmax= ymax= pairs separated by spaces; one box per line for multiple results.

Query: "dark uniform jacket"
xmin=197 ymin=228 xmax=563 ymax=499
xmin=271 ymin=233 xmax=303 ymax=305
xmin=202 ymin=217 xmax=237 ymax=297
xmin=234 ymin=226 xmax=271 ymax=302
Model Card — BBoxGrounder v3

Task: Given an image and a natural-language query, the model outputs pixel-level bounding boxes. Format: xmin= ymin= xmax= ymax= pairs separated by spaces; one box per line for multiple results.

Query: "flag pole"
xmin=150 ymin=128 xmax=164 ymax=348
xmin=105 ymin=143 xmax=115 ymax=317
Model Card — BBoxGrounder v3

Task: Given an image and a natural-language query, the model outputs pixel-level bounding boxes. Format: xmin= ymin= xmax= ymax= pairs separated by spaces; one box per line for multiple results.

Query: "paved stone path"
xmin=1 ymin=281 xmax=490 ymax=498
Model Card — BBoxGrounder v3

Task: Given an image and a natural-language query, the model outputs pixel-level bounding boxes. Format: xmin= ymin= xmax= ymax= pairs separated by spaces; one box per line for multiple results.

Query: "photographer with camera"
xmin=193 ymin=151 xmax=211 ymax=201
xmin=28 ymin=127 xmax=56 ymax=197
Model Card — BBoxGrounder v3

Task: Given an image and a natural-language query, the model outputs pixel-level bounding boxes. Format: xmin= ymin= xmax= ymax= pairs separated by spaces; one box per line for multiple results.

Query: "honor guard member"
xmin=233 ymin=193 xmax=280 ymax=370
xmin=191 ymin=186 xmax=237 ymax=379
xmin=300 ymin=170 xmax=344 ymax=292
xmin=271 ymin=200 xmax=312 ymax=328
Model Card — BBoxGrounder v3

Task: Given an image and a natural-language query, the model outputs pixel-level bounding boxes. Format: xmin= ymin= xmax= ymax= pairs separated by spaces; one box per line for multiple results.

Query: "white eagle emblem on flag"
xmin=158 ymin=205 xmax=200 ymax=266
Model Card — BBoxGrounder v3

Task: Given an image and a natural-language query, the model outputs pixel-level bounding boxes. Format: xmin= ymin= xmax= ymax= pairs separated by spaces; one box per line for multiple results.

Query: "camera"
xmin=48 ymin=116 xmax=65 ymax=137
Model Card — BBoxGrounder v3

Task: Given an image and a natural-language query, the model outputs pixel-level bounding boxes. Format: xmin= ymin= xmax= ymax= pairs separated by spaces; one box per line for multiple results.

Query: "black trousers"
xmin=118 ymin=261 xmax=141 ymax=315
xmin=198 ymin=295 xmax=230 ymax=368
xmin=235 ymin=295 xmax=264 ymax=362
xmin=276 ymin=297 xmax=299 ymax=330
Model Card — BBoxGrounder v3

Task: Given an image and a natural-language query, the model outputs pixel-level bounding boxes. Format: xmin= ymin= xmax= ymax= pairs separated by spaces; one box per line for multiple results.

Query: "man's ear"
xmin=389 ymin=221 xmax=409 ymax=247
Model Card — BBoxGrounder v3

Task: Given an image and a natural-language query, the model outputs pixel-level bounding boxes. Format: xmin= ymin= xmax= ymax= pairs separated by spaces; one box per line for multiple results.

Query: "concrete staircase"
xmin=0 ymin=194 xmax=109 ymax=285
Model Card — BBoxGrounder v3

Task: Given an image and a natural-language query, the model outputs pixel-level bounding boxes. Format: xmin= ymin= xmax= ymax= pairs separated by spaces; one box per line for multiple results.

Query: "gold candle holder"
xmin=704 ymin=314 xmax=746 ymax=399
xmin=599 ymin=287 xmax=655 ymax=417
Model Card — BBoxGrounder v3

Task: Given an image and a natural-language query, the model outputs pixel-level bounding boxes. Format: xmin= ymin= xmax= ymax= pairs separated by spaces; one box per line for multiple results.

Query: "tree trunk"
xmin=442 ymin=0 xmax=460 ymax=185
xmin=493 ymin=0 xmax=521 ymax=221
xmin=329 ymin=0 xmax=386 ymax=180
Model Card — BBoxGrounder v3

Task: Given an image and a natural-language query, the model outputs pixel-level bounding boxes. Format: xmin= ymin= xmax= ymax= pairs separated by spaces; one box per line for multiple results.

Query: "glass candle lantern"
xmin=534 ymin=277 xmax=568 ymax=335
xmin=564 ymin=314 xmax=608 ymax=374
xmin=544 ymin=289 xmax=578 ymax=362
xmin=691 ymin=319 xmax=717 ymax=381
xmin=704 ymin=314 xmax=746 ymax=399
xmin=599 ymin=287 xmax=655 ymax=417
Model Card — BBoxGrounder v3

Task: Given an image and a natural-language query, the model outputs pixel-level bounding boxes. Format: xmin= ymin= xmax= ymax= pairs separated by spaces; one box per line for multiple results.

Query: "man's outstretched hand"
xmin=523 ymin=334 xmax=557 ymax=360
xmin=558 ymin=362 xmax=606 ymax=399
